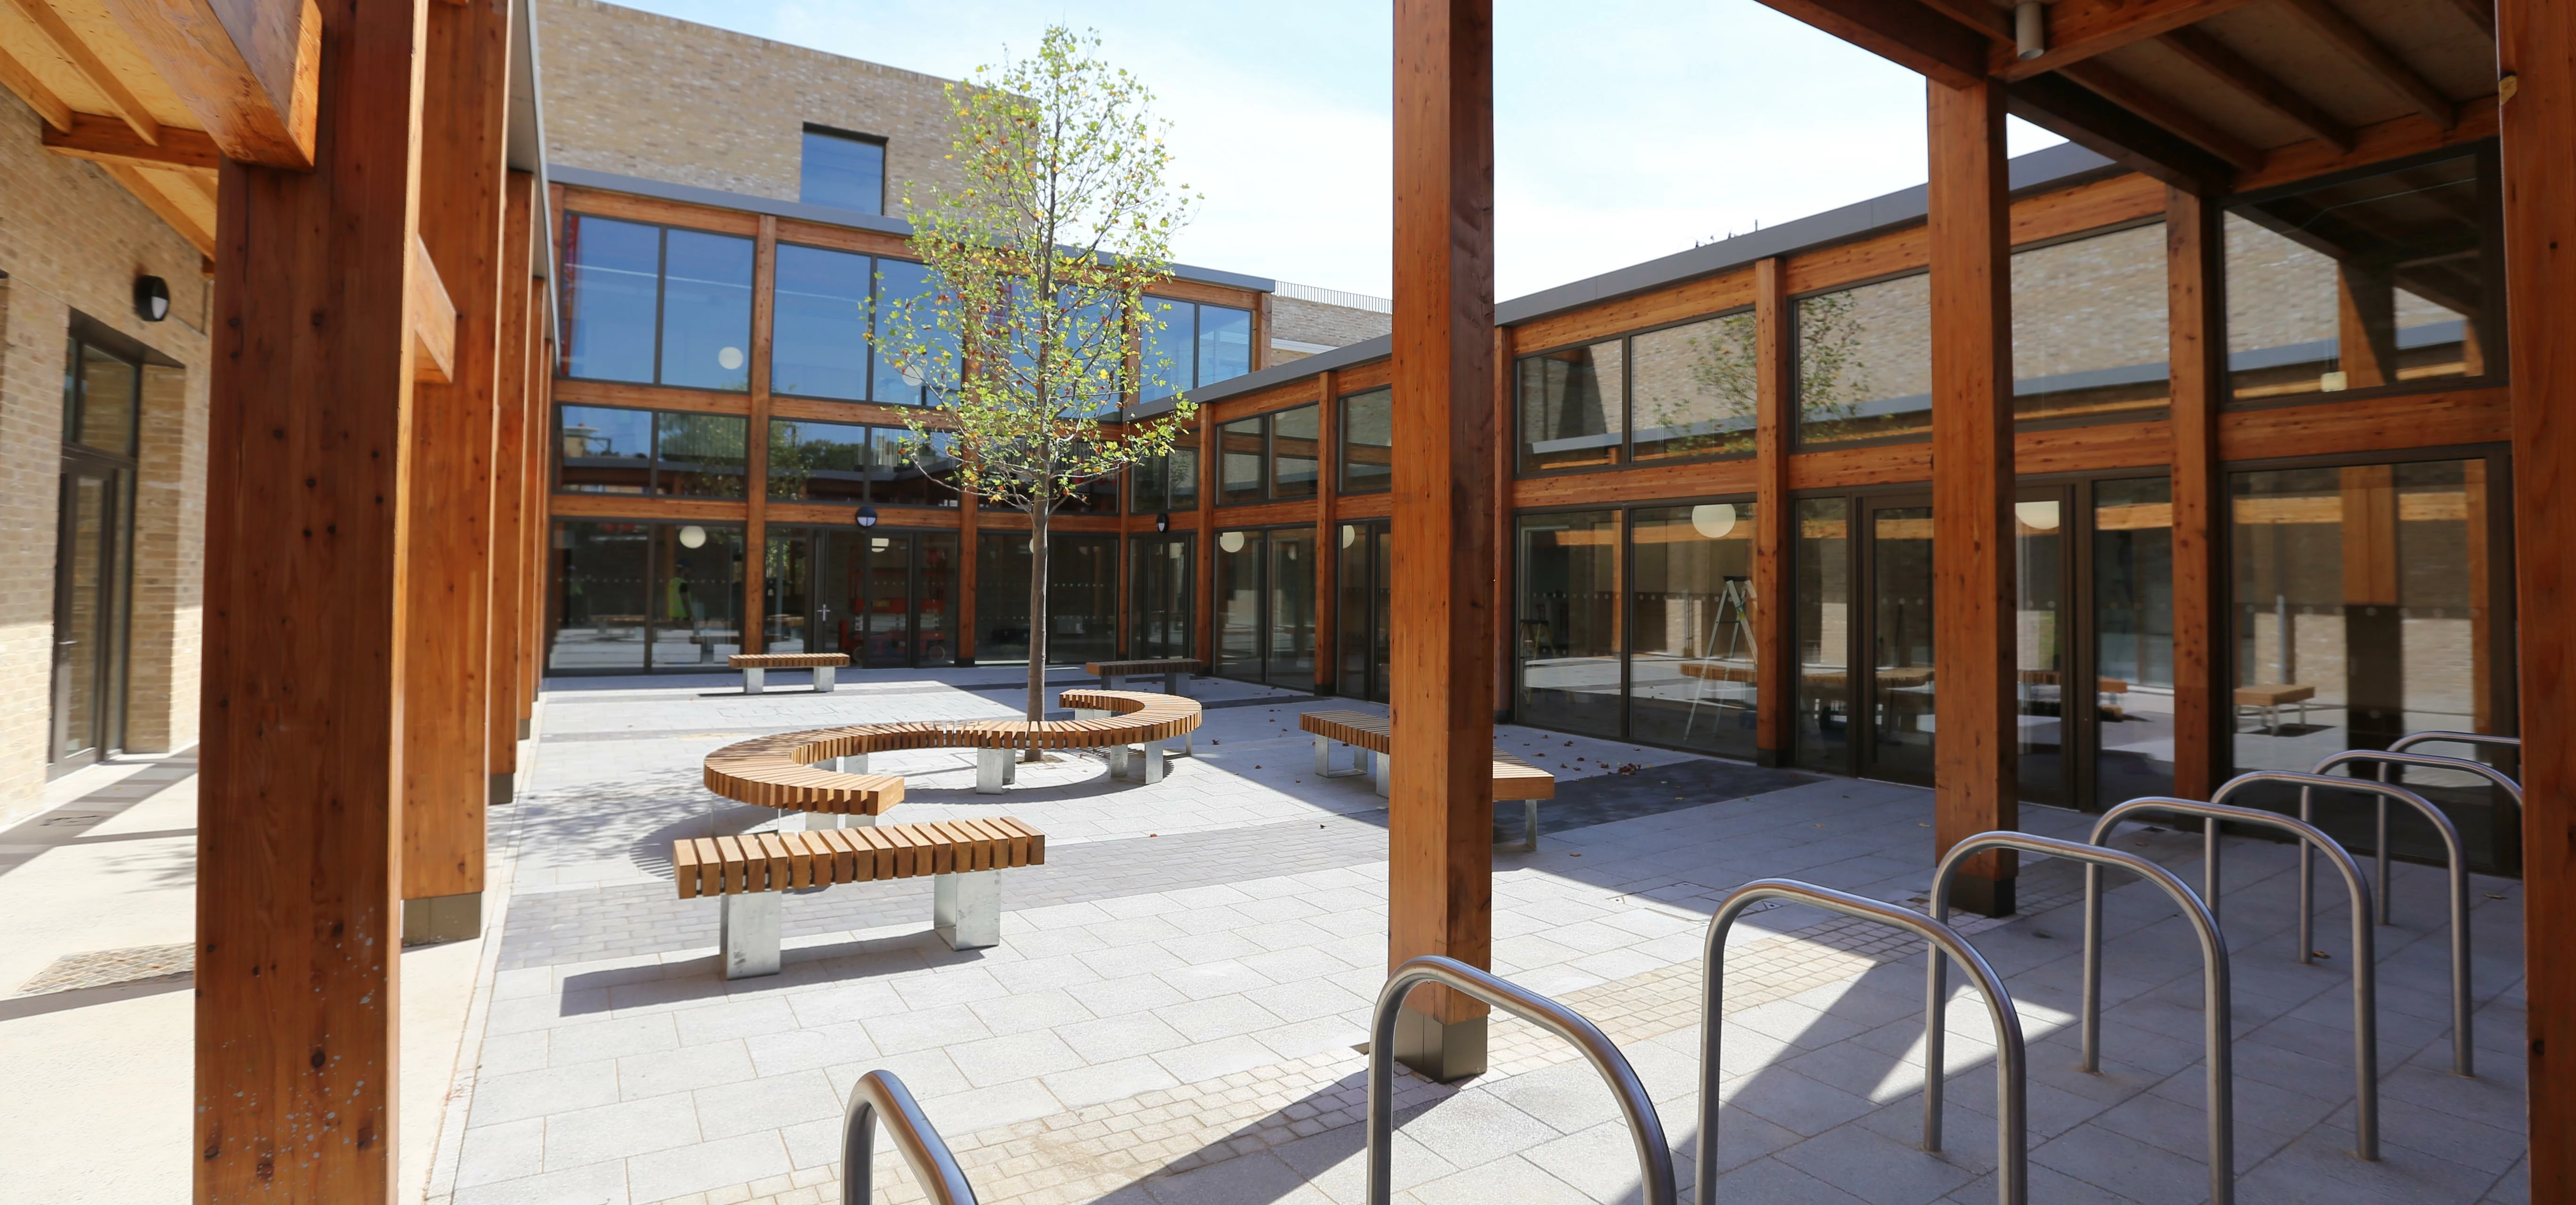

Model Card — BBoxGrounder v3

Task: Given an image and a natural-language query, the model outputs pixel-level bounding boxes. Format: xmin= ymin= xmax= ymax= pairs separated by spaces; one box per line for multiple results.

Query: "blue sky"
xmin=592 ymin=0 xmax=2062 ymax=298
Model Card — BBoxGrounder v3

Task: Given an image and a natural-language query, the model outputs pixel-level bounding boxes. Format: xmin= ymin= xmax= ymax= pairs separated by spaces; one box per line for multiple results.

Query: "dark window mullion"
xmin=651 ymin=226 xmax=670 ymax=387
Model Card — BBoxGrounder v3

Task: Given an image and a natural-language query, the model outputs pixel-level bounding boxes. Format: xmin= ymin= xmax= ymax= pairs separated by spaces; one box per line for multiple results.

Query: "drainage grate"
xmin=16 ymin=942 xmax=194 ymax=996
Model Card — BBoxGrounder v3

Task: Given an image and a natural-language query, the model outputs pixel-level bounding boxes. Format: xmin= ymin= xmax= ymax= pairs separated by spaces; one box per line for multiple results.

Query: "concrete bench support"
xmin=975 ymin=748 xmax=1020 ymax=794
xmin=742 ymin=666 xmax=765 ymax=694
xmin=934 ymin=870 xmax=1002 ymax=949
xmin=1315 ymin=736 xmax=1368 ymax=778
xmin=721 ymin=893 xmax=781 ymax=979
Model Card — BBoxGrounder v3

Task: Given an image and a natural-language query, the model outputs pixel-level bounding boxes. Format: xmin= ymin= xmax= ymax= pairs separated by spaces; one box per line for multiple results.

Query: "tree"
xmin=876 ymin=26 xmax=1201 ymax=746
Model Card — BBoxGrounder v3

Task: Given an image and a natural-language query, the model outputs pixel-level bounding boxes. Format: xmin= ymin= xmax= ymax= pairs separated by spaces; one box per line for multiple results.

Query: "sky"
xmin=596 ymin=0 xmax=2065 ymax=300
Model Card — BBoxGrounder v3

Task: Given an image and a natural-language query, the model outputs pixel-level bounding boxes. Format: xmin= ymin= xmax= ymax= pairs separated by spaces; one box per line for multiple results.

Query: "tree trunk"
xmin=1025 ymin=503 xmax=1051 ymax=760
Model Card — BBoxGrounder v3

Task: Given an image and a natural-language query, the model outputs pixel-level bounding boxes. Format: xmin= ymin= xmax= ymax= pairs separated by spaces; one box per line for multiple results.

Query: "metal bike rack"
xmin=2391 ymin=730 xmax=2523 ymax=761
xmin=843 ymin=1069 xmax=980 ymax=1205
xmin=2221 ymin=767 xmax=2473 ymax=1077
xmin=2093 ymin=797 xmax=2381 ymax=1159
xmin=1931 ymin=833 xmax=2234 ymax=1205
xmin=1702 ymin=880 xmax=2027 ymax=1205
xmin=1369 ymin=956 xmax=1676 ymax=1205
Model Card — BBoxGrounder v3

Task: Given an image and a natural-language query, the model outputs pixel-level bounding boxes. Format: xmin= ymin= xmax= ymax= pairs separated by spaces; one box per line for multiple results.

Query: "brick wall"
xmin=1271 ymin=293 xmax=1391 ymax=356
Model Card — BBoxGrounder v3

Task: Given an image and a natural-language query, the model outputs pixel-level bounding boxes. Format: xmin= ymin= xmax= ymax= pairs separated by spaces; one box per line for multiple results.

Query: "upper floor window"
xmin=766 ymin=418 xmax=958 ymax=507
xmin=557 ymin=404 xmax=747 ymax=498
xmin=1515 ymin=311 xmax=1760 ymax=475
xmin=1143 ymin=299 xmax=1253 ymax=402
xmin=1216 ymin=404 xmax=1316 ymax=505
xmin=1338 ymin=387 xmax=1392 ymax=493
xmin=1130 ymin=430 xmax=1200 ymax=514
xmin=1795 ymin=273 xmax=1931 ymax=448
xmin=2225 ymin=147 xmax=2499 ymax=405
xmin=2014 ymin=223 xmax=2170 ymax=425
xmin=800 ymin=125 xmax=887 ymax=216
xmin=64 ymin=329 xmax=142 ymax=458
xmin=563 ymin=213 xmax=754 ymax=392
xmin=770 ymin=243 xmax=949 ymax=406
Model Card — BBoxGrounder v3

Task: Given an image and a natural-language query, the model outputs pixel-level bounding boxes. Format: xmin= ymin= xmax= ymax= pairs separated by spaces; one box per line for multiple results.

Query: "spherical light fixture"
xmin=855 ymin=505 xmax=879 ymax=529
xmin=2015 ymin=500 xmax=2062 ymax=531
xmin=1218 ymin=531 xmax=1246 ymax=554
xmin=716 ymin=346 xmax=745 ymax=371
xmin=1690 ymin=503 xmax=1739 ymax=540
xmin=677 ymin=524 xmax=708 ymax=549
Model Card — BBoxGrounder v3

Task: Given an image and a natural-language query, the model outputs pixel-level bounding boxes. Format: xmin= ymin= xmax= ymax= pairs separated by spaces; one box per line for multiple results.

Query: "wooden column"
xmin=1926 ymin=77 xmax=2017 ymax=916
xmin=400 ymin=0 xmax=514 ymax=942
xmin=744 ymin=215 xmax=778 ymax=654
xmin=487 ymin=169 xmax=535 ymax=796
xmin=2497 ymin=0 xmax=2576 ymax=1184
xmin=1314 ymin=370 xmax=1341 ymax=693
xmin=1753 ymin=256 xmax=1793 ymax=766
xmin=958 ymin=490 xmax=979 ymax=663
xmin=1388 ymin=0 xmax=1496 ymax=1080
xmin=195 ymin=0 xmax=427 ymax=1197
xmin=2166 ymin=187 xmax=2227 ymax=800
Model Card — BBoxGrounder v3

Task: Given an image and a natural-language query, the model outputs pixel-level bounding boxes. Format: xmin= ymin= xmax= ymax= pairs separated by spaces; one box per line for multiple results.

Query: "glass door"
xmin=2014 ymin=488 xmax=2072 ymax=807
xmin=50 ymin=460 xmax=129 ymax=771
xmin=916 ymin=534 xmax=958 ymax=667
xmin=860 ymin=533 xmax=914 ymax=667
xmin=1335 ymin=521 xmax=1393 ymax=702
xmin=1863 ymin=497 xmax=1935 ymax=783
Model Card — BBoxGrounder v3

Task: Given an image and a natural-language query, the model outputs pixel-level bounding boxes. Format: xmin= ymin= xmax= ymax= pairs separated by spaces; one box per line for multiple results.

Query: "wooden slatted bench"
xmin=728 ymin=651 xmax=850 ymax=694
xmin=673 ymin=818 xmax=1046 ymax=978
xmin=1083 ymin=657 xmax=1204 ymax=695
xmin=1298 ymin=709 xmax=1558 ymax=851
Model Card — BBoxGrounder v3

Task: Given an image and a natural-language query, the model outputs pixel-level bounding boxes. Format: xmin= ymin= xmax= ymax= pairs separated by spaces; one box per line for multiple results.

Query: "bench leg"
xmin=1109 ymin=744 xmax=1132 ymax=780
xmin=1372 ymin=751 xmax=1389 ymax=798
xmin=1521 ymin=800 xmax=1540 ymax=853
xmin=1144 ymin=739 xmax=1166 ymax=785
xmin=742 ymin=667 xmax=765 ymax=695
xmin=830 ymin=754 xmax=870 ymax=774
xmin=1004 ymin=754 xmax=1018 ymax=785
xmin=721 ymin=893 xmax=782 ymax=979
xmin=813 ymin=666 xmax=836 ymax=693
xmin=934 ymin=870 xmax=1001 ymax=949
xmin=1103 ymin=672 xmax=1121 ymax=692
xmin=1314 ymin=735 xmax=1330 ymax=776
xmin=1164 ymin=670 xmax=1181 ymax=696
xmin=976 ymin=748 xmax=1007 ymax=794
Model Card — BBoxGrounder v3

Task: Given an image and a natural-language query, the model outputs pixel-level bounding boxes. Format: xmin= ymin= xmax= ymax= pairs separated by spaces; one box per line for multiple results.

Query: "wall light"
xmin=2015 ymin=500 xmax=2062 ymax=531
xmin=134 ymin=275 xmax=170 ymax=322
xmin=677 ymin=524 xmax=708 ymax=548
xmin=856 ymin=505 xmax=879 ymax=529
xmin=2015 ymin=1 xmax=2046 ymax=59
xmin=1218 ymin=531 xmax=1246 ymax=554
xmin=1691 ymin=503 xmax=1739 ymax=540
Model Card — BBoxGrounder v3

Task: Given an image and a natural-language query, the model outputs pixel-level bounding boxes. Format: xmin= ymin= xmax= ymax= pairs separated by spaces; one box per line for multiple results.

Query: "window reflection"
xmin=772 ymin=244 xmax=873 ymax=401
xmin=765 ymin=419 xmax=870 ymax=503
xmin=546 ymin=520 xmax=743 ymax=674
xmin=1794 ymin=498 xmax=1852 ymax=771
xmin=1629 ymin=503 xmax=1757 ymax=758
xmin=1632 ymin=315 xmax=1755 ymax=460
xmin=559 ymin=405 xmax=745 ymax=498
xmin=1220 ymin=417 xmax=1264 ymax=504
xmin=1518 ymin=341 xmax=1624 ymax=472
xmin=2014 ymin=224 xmax=2170 ymax=424
xmin=1796 ymin=273 xmax=1931 ymax=447
xmin=973 ymin=532 xmax=1118 ymax=664
xmin=1272 ymin=406 xmax=1320 ymax=500
xmin=1129 ymin=534 xmax=1194 ymax=659
xmin=563 ymin=214 xmax=660 ymax=384
xmin=1516 ymin=512 xmax=1622 ymax=738
xmin=1339 ymin=387 xmax=1393 ymax=493
xmin=659 ymin=230 xmax=754 ymax=391
xmin=2093 ymin=478 xmax=2175 ymax=802
xmin=798 ymin=127 xmax=886 ymax=215
xmin=1143 ymin=299 xmax=1254 ymax=402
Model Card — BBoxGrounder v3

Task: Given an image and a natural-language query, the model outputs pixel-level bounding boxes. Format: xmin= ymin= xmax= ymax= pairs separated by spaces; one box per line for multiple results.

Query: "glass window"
xmin=2014 ymin=224 xmax=2170 ymax=424
xmin=1340 ymin=387 xmax=1393 ymax=493
xmin=1631 ymin=315 xmax=1755 ymax=461
xmin=872 ymin=258 xmax=954 ymax=404
xmin=2226 ymin=152 xmax=2495 ymax=403
xmin=1516 ymin=512 xmax=1622 ymax=738
xmin=1266 ymin=529 xmax=1315 ymax=690
xmin=556 ymin=405 xmax=653 ymax=494
xmin=1518 ymin=341 xmax=1624 ymax=472
xmin=1628 ymin=503 xmax=1757 ymax=758
xmin=1168 ymin=435 xmax=1200 ymax=511
xmin=766 ymin=419 xmax=871 ymax=503
xmin=654 ymin=412 xmax=749 ymax=498
xmin=1794 ymin=498 xmax=1852 ymax=771
xmin=1336 ymin=522 xmax=1393 ymax=703
xmin=772 ymin=244 xmax=872 ymax=400
xmin=1796 ymin=273 xmax=1932 ymax=447
xmin=1867 ymin=504 xmax=1937 ymax=779
xmin=2016 ymin=494 xmax=2069 ymax=806
xmin=872 ymin=428 xmax=957 ymax=506
xmin=66 ymin=339 xmax=141 ymax=456
xmin=546 ymin=520 xmax=743 ymax=674
xmin=654 ymin=522 xmax=746 ymax=666
xmin=1271 ymin=404 xmax=1320 ymax=500
xmin=1129 ymin=534 xmax=1194 ymax=659
xmin=1144 ymin=299 xmax=1195 ymax=403
xmin=1216 ymin=529 xmax=1261 ymax=681
xmin=1130 ymin=429 xmax=1199 ymax=514
xmin=562 ymin=213 xmax=660 ymax=384
xmin=659 ymin=229 xmax=755 ymax=391
xmin=972 ymin=532 xmax=1119 ymax=664
xmin=2093 ymin=477 xmax=2175 ymax=803
xmin=1199 ymin=304 xmax=1253 ymax=386
xmin=1220 ymin=416 xmax=1265 ymax=504
xmin=799 ymin=127 xmax=886 ymax=215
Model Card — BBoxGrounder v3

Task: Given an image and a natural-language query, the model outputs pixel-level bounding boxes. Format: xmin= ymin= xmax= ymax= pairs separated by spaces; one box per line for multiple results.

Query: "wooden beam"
xmin=0 ymin=40 xmax=71 ymax=130
xmin=2165 ymin=187 xmax=2226 ymax=801
xmin=487 ymin=169 xmax=535 ymax=792
xmin=1994 ymin=0 xmax=2259 ymax=81
xmin=411 ymin=234 xmax=454 ymax=383
xmin=1752 ymin=256 xmax=1793 ymax=765
xmin=2157 ymin=26 xmax=2354 ymax=151
xmin=44 ymin=111 xmax=222 ymax=168
xmin=2278 ymin=0 xmax=2456 ymax=129
xmin=1750 ymin=0 xmax=1988 ymax=88
xmin=100 ymin=161 xmax=214 ymax=256
xmin=1389 ymin=0 xmax=1497 ymax=1081
xmin=2441 ymin=0 xmax=2494 ymax=38
xmin=3 ymin=0 xmax=160 ymax=143
xmin=1927 ymin=76 xmax=2017 ymax=917
xmin=399 ymin=0 xmax=512 ymax=917
xmin=2059 ymin=59 xmax=2264 ymax=170
xmin=194 ymin=0 xmax=426 ymax=1197
xmin=100 ymin=0 xmax=319 ymax=167
xmin=2498 ymin=0 xmax=2576 ymax=1187
xmin=2006 ymin=70 xmax=2235 ymax=193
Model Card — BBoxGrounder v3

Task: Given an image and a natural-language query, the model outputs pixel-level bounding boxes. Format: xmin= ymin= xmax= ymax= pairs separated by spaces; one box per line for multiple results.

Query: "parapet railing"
xmin=2221 ymin=768 xmax=2473 ymax=1077
xmin=1368 ymin=956 xmax=1676 ymax=1205
xmin=843 ymin=1069 xmax=980 ymax=1205
xmin=2093 ymin=796 xmax=2381 ymax=1159
xmin=1931 ymin=832 xmax=2235 ymax=1205
xmin=1702 ymin=879 xmax=2026 ymax=1205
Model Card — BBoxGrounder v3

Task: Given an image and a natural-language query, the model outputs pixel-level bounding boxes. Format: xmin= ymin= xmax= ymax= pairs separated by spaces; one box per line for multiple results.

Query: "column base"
xmin=489 ymin=771 xmax=514 ymax=806
xmin=402 ymin=892 xmax=483 ymax=946
xmin=1755 ymin=747 xmax=1787 ymax=769
xmin=1394 ymin=1008 xmax=1488 ymax=1082
xmin=517 ymin=717 xmax=531 ymax=741
xmin=1949 ymin=873 xmax=2017 ymax=918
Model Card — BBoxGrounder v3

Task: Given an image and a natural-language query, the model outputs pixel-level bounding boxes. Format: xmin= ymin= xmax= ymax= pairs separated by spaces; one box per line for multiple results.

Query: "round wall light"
xmin=133 ymin=275 xmax=170 ymax=322
xmin=855 ymin=505 xmax=879 ymax=529
xmin=1690 ymin=503 xmax=1739 ymax=539
xmin=1340 ymin=525 xmax=1357 ymax=548
xmin=2015 ymin=500 xmax=2062 ymax=531
xmin=716 ymin=346 xmax=746 ymax=371
xmin=677 ymin=524 xmax=708 ymax=549
xmin=1155 ymin=512 xmax=1171 ymax=533
xmin=1218 ymin=531 xmax=1246 ymax=554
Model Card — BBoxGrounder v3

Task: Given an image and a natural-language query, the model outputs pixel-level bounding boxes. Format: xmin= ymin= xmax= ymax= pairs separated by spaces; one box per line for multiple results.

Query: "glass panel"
xmin=1518 ymin=341 xmax=1624 ymax=472
xmin=2094 ymin=478 xmax=2176 ymax=803
xmin=1131 ymin=452 xmax=1168 ymax=514
xmin=548 ymin=521 xmax=651 ymax=672
xmin=1336 ymin=523 xmax=1369 ymax=696
xmin=1628 ymin=503 xmax=1756 ymax=758
xmin=2014 ymin=224 xmax=2170 ymax=424
xmin=1216 ymin=529 xmax=1261 ymax=680
xmin=1794 ymin=499 xmax=1852 ymax=771
xmin=1220 ymin=417 xmax=1265 ymax=504
xmin=1130 ymin=534 xmax=1192 ymax=660
xmin=563 ymin=214 xmax=661 ymax=384
xmin=1516 ymin=512 xmax=1622 ymax=738
xmin=652 ymin=523 xmax=744 ymax=668
xmin=72 ymin=342 xmax=140 ymax=455
xmin=1797 ymin=273 xmax=1932 ymax=446
xmin=51 ymin=474 xmax=108 ymax=758
xmin=1168 ymin=436 xmax=1199 ymax=510
xmin=1870 ymin=505 xmax=1936 ymax=779
xmin=1051 ymin=534 xmax=1119 ymax=666
xmin=859 ymin=532 xmax=913 ymax=667
xmin=772 ymin=244 xmax=872 ymax=400
xmin=1266 ymin=528 xmax=1315 ymax=691
xmin=659 ymin=229 xmax=755 ymax=391
xmin=1632 ymin=315 xmax=1755 ymax=461
xmin=1271 ymin=404 xmax=1320 ymax=500
xmin=974 ymin=533 xmax=1031 ymax=663
xmin=872 ymin=259 xmax=954 ymax=403
xmin=876 ymin=429 xmax=958 ymax=507
xmin=1144 ymin=299 xmax=1194 ymax=402
xmin=917 ymin=533 xmax=959 ymax=667
xmin=654 ymin=412 xmax=748 ymax=498
xmin=799 ymin=129 xmax=885 ymax=215
xmin=1340 ymin=388 xmax=1394 ymax=493
xmin=2227 ymin=153 xmax=2492 ymax=403
xmin=762 ymin=532 xmax=811 ymax=654
xmin=557 ymin=405 xmax=653 ymax=493
xmin=767 ymin=418 xmax=871 ymax=503
xmin=1199 ymin=304 xmax=1253 ymax=386
xmin=1371 ymin=526 xmax=1392 ymax=704
xmin=2014 ymin=495 xmax=2068 ymax=807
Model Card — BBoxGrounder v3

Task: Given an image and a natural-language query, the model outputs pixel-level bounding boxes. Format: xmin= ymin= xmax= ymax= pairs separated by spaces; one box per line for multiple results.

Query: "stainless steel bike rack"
xmin=2222 ymin=767 xmax=2473 ymax=1076
xmin=843 ymin=1069 xmax=980 ymax=1205
xmin=1932 ymin=833 xmax=2234 ymax=1205
xmin=1702 ymin=879 xmax=2026 ymax=1205
xmin=2093 ymin=796 xmax=2381 ymax=1159
xmin=2391 ymin=730 xmax=2523 ymax=761
xmin=1368 ymin=956 xmax=1675 ymax=1205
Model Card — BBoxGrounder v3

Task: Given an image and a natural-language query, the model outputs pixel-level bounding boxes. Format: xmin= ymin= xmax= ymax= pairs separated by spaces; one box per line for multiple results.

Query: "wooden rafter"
xmin=1994 ymin=0 xmax=2259 ymax=82
xmin=2 ymin=0 xmax=159 ymax=143
xmin=2061 ymin=59 xmax=2263 ymax=169
xmin=2009 ymin=70 xmax=2238 ymax=192
xmin=43 ymin=111 xmax=220 ymax=168
xmin=0 ymin=39 xmax=69 ymax=129
xmin=2159 ymin=26 xmax=2354 ymax=151
xmin=99 ymin=160 xmax=212 ymax=255
xmin=2277 ymin=0 xmax=2456 ymax=128
xmin=2438 ymin=0 xmax=2493 ymax=38
xmin=98 ymin=0 xmax=318 ymax=168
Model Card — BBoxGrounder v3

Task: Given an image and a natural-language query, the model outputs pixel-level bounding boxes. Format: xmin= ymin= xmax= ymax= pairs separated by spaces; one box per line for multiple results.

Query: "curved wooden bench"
xmin=1298 ymin=709 xmax=1558 ymax=851
xmin=728 ymin=651 xmax=850 ymax=694
xmin=674 ymin=818 xmax=1046 ymax=977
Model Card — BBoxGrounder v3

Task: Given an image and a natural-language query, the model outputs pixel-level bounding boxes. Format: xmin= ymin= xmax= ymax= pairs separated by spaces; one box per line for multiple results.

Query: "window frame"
xmin=1787 ymin=268 xmax=1935 ymax=453
xmin=1212 ymin=402 xmax=1320 ymax=507
xmin=561 ymin=212 xmax=756 ymax=394
xmin=1336 ymin=386 xmax=1394 ymax=495
xmin=552 ymin=402 xmax=751 ymax=500
xmin=798 ymin=123 xmax=889 ymax=217
xmin=1513 ymin=306 xmax=1758 ymax=479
